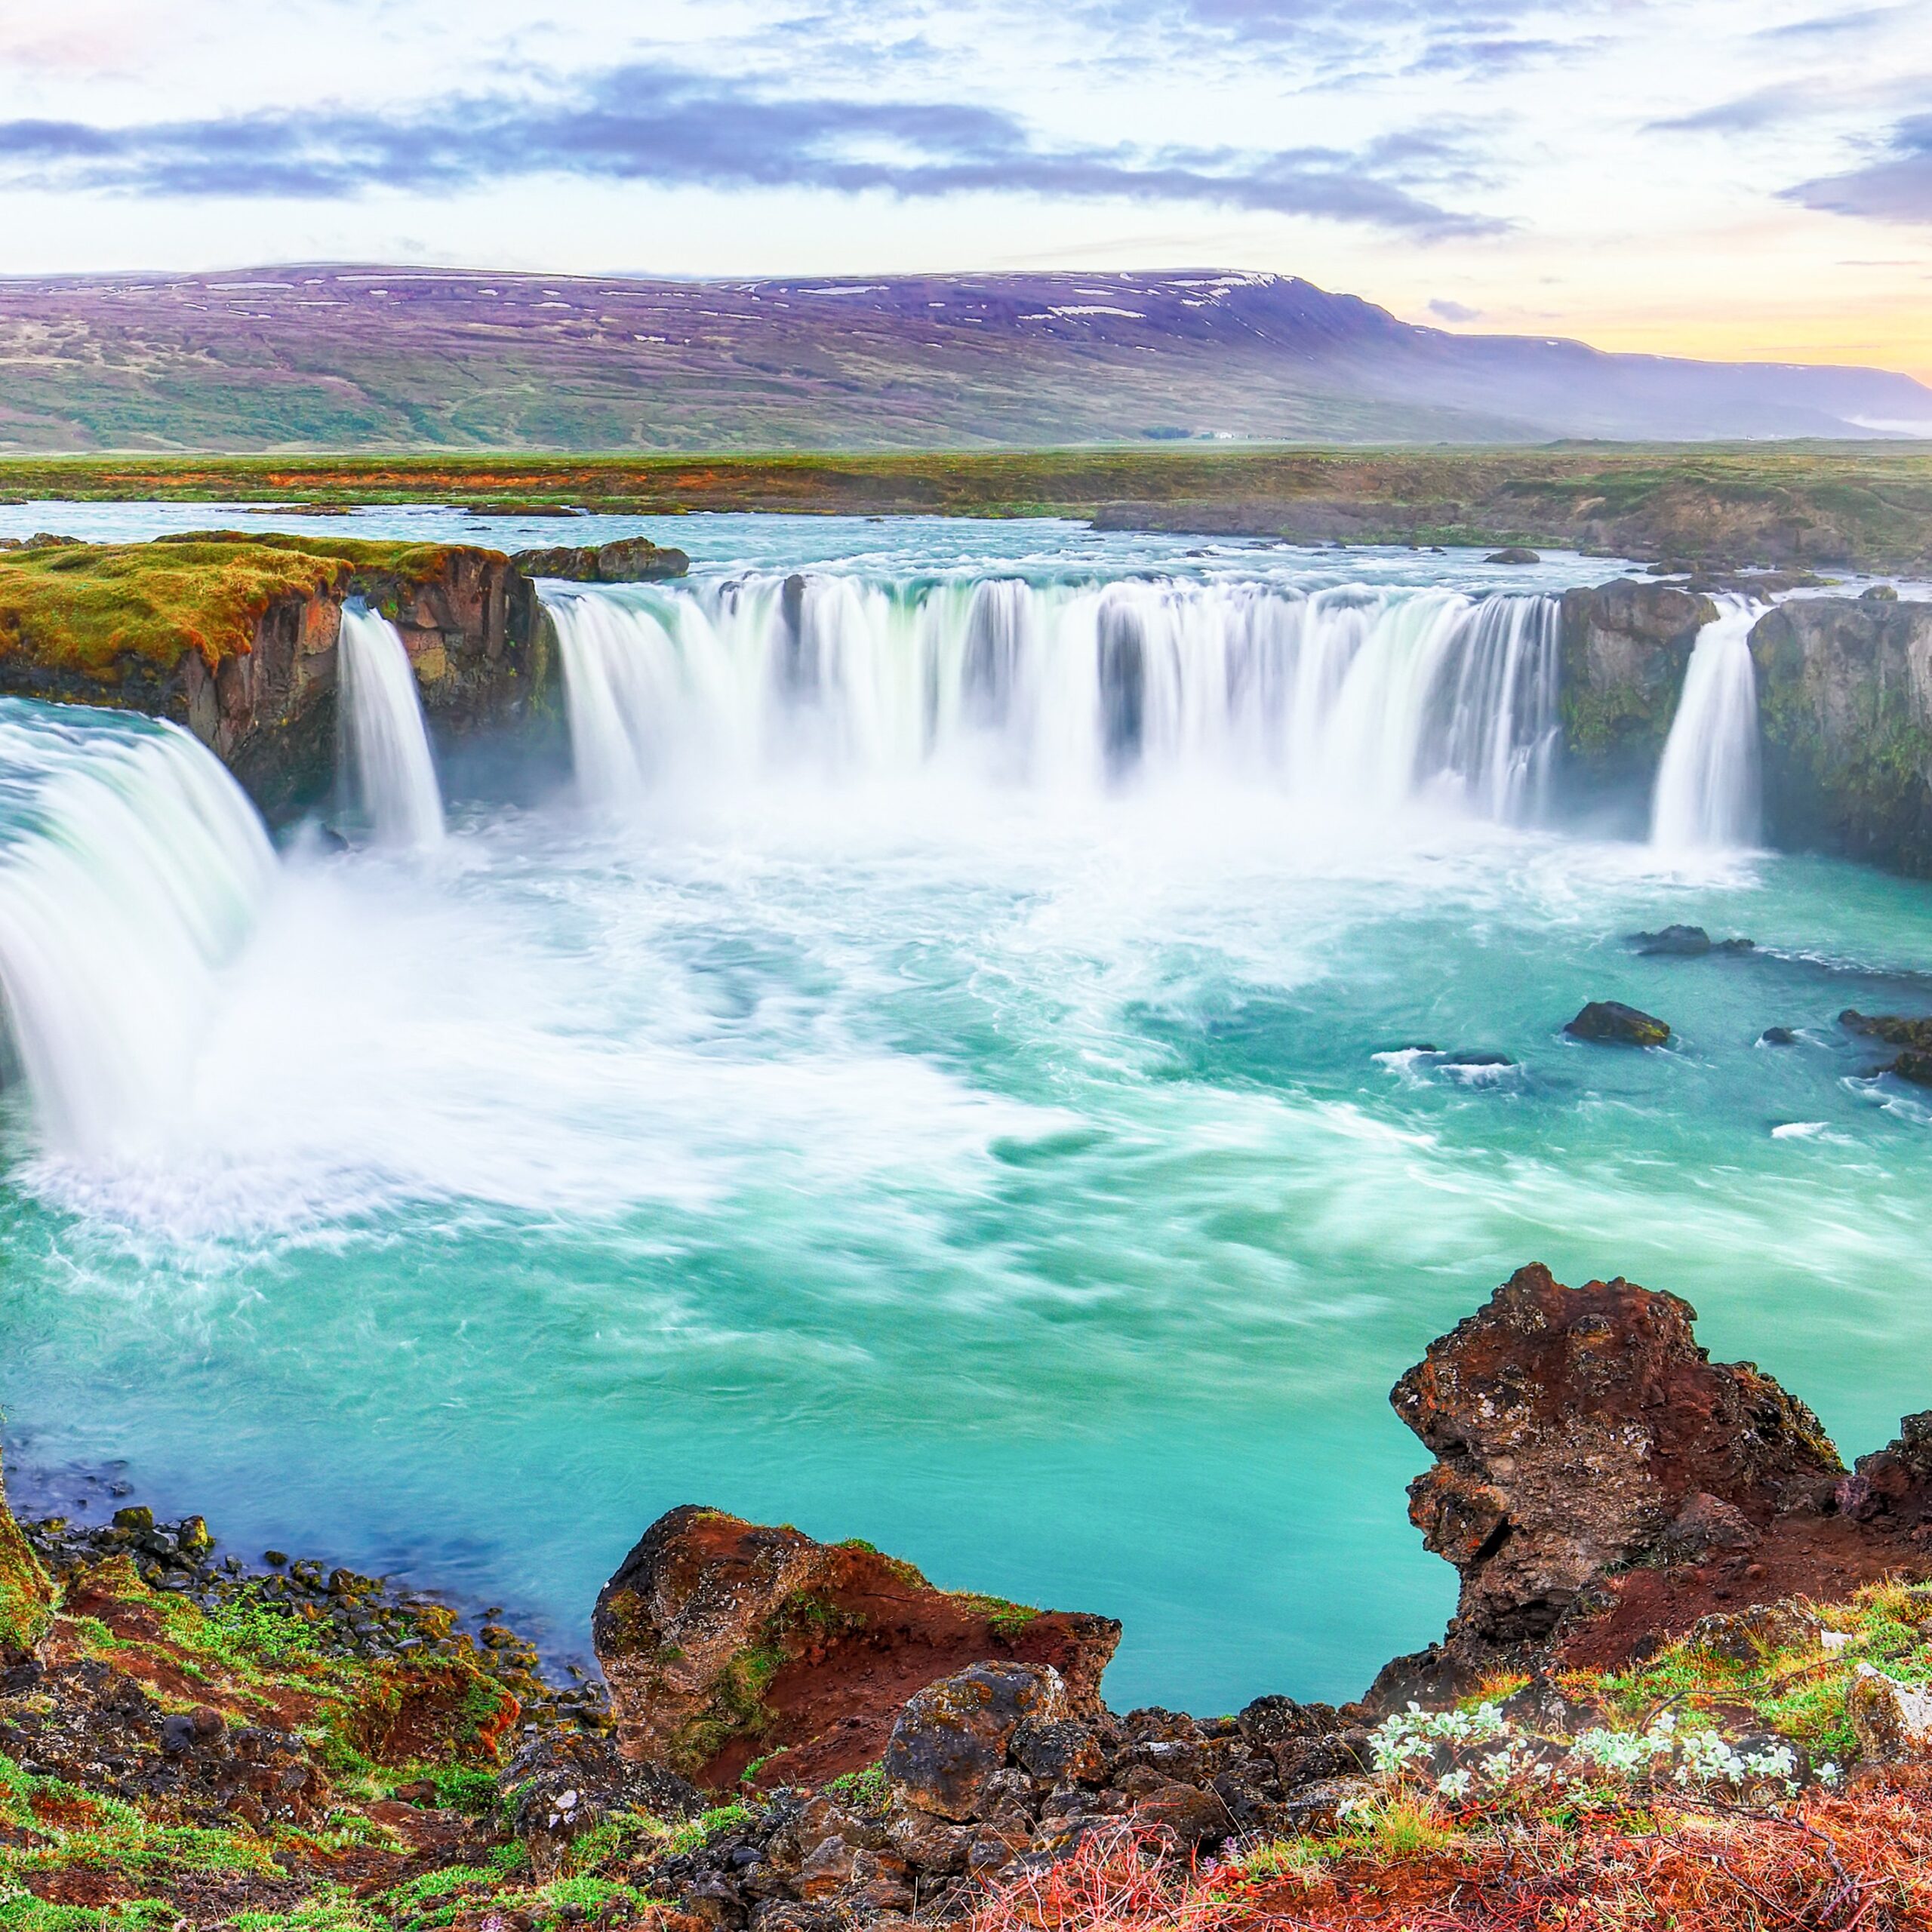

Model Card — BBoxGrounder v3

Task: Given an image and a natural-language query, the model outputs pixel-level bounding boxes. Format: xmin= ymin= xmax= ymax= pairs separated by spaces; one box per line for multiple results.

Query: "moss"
xmin=955 ymin=1592 xmax=1043 ymax=1640
xmin=0 ymin=534 xmax=494 ymax=685
xmin=0 ymin=1452 xmax=54 ymax=1663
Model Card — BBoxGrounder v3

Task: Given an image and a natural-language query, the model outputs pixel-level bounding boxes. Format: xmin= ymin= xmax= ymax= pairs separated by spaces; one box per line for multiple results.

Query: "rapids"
xmin=2 ymin=510 xmax=1930 ymax=1707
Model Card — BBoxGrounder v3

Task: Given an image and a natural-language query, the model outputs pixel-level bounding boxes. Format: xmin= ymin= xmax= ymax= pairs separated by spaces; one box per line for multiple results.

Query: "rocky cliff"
xmin=1749 ymin=593 xmax=1932 ymax=873
xmin=0 ymin=534 xmax=555 ymax=818
xmin=1558 ymin=580 xmax=1715 ymax=787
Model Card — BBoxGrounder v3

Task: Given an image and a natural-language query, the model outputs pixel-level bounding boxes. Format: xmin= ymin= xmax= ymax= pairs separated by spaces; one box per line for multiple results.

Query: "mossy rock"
xmin=0 ymin=1448 xmax=55 ymax=1662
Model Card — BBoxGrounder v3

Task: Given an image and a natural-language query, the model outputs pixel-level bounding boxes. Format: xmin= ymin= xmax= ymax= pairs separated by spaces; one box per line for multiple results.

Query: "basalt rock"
xmin=1749 ymin=595 xmax=1932 ymax=875
xmin=1565 ymin=1000 xmax=1670 ymax=1046
xmin=592 ymin=1506 xmax=1120 ymax=1791
xmin=513 ymin=537 xmax=690 ymax=583
xmin=0 ymin=1449 xmax=54 ymax=1665
xmin=0 ymin=535 xmax=554 ymax=820
xmin=1391 ymin=1264 xmax=1843 ymax=1652
xmin=1559 ymin=580 xmax=1716 ymax=786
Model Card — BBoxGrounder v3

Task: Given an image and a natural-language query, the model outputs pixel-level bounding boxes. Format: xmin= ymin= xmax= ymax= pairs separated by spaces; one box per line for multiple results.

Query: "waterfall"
xmin=1651 ymin=600 xmax=1762 ymax=852
xmin=0 ymin=702 xmax=275 ymax=1155
xmin=338 ymin=608 xmax=445 ymax=848
xmin=546 ymin=576 xmax=1563 ymax=821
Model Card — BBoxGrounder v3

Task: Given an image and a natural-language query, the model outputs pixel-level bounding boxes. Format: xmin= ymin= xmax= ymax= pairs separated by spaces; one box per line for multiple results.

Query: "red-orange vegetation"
xmin=968 ymin=1783 xmax=1932 ymax=1932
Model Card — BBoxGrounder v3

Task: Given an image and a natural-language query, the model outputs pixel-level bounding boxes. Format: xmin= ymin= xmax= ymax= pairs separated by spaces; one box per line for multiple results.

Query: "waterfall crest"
xmin=1651 ymin=600 xmax=1763 ymax=852
xmin=0 ymin=702 xmax=275 ymax=1154
xmin=338 ymin=608 xmax=446 ymax=848
xmin=546 ymin=575 xmax=1563 ymax=821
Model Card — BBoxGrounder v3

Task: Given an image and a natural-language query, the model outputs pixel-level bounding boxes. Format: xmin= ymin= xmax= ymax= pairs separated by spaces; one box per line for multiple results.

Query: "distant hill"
xmin=0 ymin=266 xmax=1925 ymax=452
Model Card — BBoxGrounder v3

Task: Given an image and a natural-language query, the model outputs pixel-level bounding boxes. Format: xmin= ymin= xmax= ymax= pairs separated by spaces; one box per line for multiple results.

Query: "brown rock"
xmin=1128 ymin=1780 xmax=1235 ymax=1850
xmin=881 ymin=1662 xmax=1066 ymax=1820
xmin=592 ymin=1507 xmax=1118 ymax=1790
xmin=1392 ymin=1264 xmax=1843 ymax=1647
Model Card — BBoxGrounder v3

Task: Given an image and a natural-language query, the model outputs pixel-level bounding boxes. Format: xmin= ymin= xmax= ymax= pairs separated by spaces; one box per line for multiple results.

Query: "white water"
xmin=548 ymin=577 xmax=1562 ymax=824
xmin=1651 ymin=599 xmax=1763 ymax=853
xmin=337 ymin=608 xmax=445 ymax=849
xmin=0 ymin=703 xmax=275 ymax=1155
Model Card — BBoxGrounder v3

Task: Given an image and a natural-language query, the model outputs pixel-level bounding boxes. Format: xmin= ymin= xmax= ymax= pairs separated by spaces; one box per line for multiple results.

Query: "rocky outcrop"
xmin=1390 ymin=1265 xmax=1842 ymax=1654
xmin=512 ymin=537 xmax=689 ymax=583
xmin=0 ymin=1449 xmax=54 ymax=1665
xmin=1749 ymin=595 xmax=1932 ymax=875
xmin=0 ymin=536 xmax=555 ymax=820
xmin=1558 ymin=580 xmax=1715 ymax=786
xmin=592 ymin=1506 xmax=1120 ymax=1791
xmin=195 ymin=543 xmax=549 ymax=819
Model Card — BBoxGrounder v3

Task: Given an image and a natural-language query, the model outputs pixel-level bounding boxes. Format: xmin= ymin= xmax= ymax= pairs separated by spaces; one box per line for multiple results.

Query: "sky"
xmin=0 ymin=0 xmax=1926 ymax=378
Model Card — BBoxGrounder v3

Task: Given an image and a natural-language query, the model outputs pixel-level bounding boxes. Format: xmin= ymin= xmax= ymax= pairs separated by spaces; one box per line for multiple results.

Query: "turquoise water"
xmin=3 ymin=512 xmax=1931 ymax=1712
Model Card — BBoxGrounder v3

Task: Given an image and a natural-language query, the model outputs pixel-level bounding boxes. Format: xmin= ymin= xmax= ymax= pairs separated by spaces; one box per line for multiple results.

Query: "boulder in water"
xmin=1565 ymin=1001 xmax=1670 ymax=1046
xmin=592 ymin=1506 xmax=1118 ymax=1790
xmin=1486 ymin=547 xmax=1540 ymax=565
xmin=1758 ymin=1026 xmax=1798 ymax=1046
xmin=1863 ymin=584 xmax=1900 ymax=603
xmin=1627 ymin=925 xmax=1755 ymax=958
xmin=1887 ymin=1049 xmax=1932 ymax=1088
xmin=512 ymin=537 xmax=689 ymax=583
xmin=1841 ymin=1009 xmax=1932 ymax=1053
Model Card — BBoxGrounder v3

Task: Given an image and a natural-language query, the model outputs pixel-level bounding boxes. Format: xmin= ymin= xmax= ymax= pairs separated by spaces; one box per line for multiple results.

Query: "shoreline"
xmin=8 ymin=1266 xmax=1932 ymax=1926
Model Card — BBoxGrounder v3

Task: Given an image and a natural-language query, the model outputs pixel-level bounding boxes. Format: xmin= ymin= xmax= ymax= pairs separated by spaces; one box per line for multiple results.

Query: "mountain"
xmin=0 ymin=265 xmax=1924 ymax=452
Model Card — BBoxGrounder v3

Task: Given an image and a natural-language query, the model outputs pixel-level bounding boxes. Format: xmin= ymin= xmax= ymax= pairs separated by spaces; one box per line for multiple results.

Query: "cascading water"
xmin=0 ymin=701 xmax=275 ymax=1155
xmin=1651 ymin=598 xmax=1763 ymax=852
xmin=545 ymin=575 xmax=1563 ymax=823
xmin=337 ymin=607 xmax=446 ymax=848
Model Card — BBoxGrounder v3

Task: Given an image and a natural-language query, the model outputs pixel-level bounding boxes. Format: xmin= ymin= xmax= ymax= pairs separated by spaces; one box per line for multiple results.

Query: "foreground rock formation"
xmin=1378 ymin=1266 xmax=1932 ymax=1702
xmin=592 ymin=1506 xmax=1118 ymax=1790
xmin=8 ymin=1268 xmax=1932 ymax=1927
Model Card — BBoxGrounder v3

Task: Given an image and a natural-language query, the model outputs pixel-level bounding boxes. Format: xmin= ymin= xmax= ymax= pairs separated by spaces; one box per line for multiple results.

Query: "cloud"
xmin=1784 ymin=112 xmax=1932 ymax=223
xmin=1647 ymin=84 xmax=1816 ymax=134
xmin=0 ymin=66 xmax=1500 ymax=236
xmin=1428 ymin=297 xmax=1482 ymax=321
xmin=1753 ymin=5 xmax=1904 ymax=39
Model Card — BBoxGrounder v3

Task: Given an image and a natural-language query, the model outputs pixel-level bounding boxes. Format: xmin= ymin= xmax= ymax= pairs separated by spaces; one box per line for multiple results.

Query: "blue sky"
xmin=0 ymin=0 xmax=1925 ymax=376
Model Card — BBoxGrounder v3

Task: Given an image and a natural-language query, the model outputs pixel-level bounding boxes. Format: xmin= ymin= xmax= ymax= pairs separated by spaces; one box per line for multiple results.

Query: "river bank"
xmin=0 ymin=446 xmax=1930 ymax=575
xmin=8 ymin=1268 xmax=1932 ymax=1930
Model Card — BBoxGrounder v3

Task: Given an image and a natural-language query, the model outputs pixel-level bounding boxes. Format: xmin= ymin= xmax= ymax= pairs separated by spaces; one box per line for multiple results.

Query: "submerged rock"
xmin=1389 ymin=1263 xmax=1843 ymax=1648
xmin=1565 ymin=1000 xmax=1670 ymax=1045
xmin=592 ymin=1506 xmax=1118 ymax=1790
xmin=1759 ymin=1026 xmax=1798 ymax=1047
xmin=1627 ymin=925 xmax=1755 ymax=958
